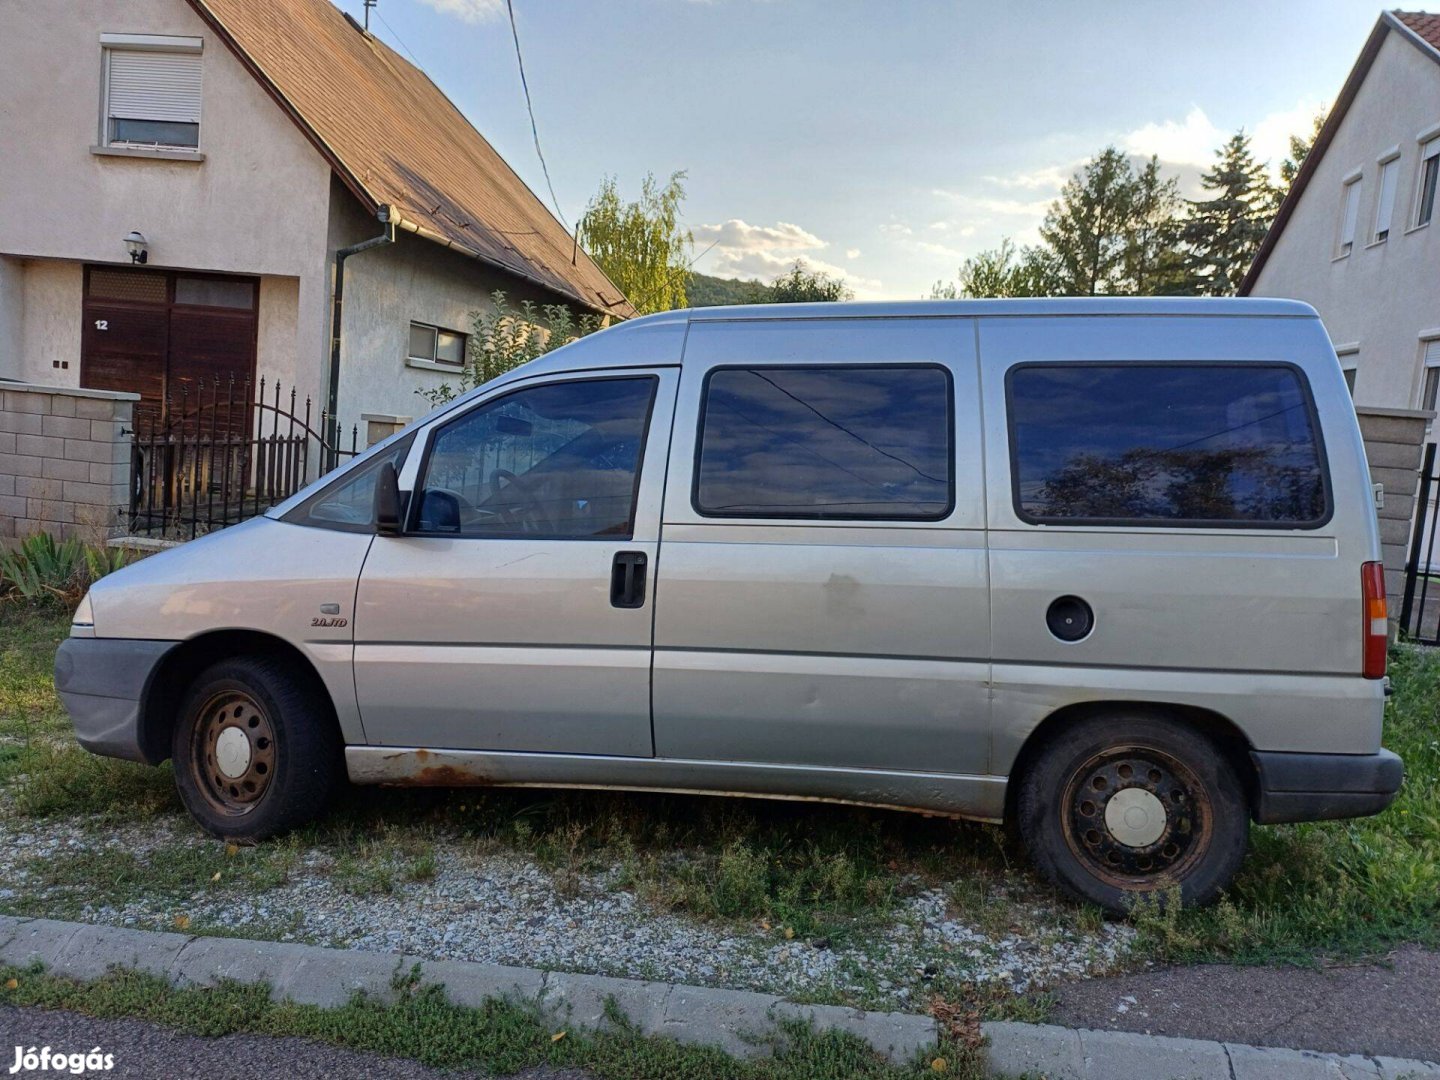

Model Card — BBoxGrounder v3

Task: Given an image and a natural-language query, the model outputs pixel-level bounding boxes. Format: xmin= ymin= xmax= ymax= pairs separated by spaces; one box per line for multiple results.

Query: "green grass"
xmin=4 ymin=605 xmax=1438 ymax=974
xmin=0 ymin=964 xmax=979 ymax=1079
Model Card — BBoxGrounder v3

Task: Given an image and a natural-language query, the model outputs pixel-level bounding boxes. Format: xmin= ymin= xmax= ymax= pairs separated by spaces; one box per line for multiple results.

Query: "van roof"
xmin=626 ymin=295 xmax=1317 ymax=327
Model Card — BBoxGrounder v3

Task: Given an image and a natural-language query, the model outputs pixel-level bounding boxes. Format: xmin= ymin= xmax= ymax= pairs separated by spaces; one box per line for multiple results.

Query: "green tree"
xmin=929 ymin=238 xmax=1053 ymax=298
xmin=577 ymin=171 xmax=693 ymax=314
xmin=1182 ymin=130 xmax=1278 ymax=295
xmin=1038 ymin=146 xmax=1139 ymax=295
xmin=767 ymin=260 xmax=853 ymax=302
xmin=1280 ymin=110 xmax=1327 ymax=192
xmin=414 ymin=291 xmax=601 ymax=407
xmin=1124 ymin=157 xmax=1195 ymax=295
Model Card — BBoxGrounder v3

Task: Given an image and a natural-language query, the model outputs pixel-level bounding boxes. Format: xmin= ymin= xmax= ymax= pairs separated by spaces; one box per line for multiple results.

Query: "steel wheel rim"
xmin=190 ymin=689 xmax=276 ymax=816
xmin=1060 ymin=744 xmax=1212 ymax=890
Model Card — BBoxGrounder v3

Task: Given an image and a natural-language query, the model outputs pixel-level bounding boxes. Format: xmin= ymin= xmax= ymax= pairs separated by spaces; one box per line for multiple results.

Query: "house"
xmin=0 ymin=0 xmax=631 ymax=451
xmin=1242 ymin=11 xmax=1440 ymax=413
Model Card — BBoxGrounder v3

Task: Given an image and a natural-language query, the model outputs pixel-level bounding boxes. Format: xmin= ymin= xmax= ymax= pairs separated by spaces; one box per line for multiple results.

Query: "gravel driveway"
xmin=0 ymin=815 xmax=1133 ymax=1011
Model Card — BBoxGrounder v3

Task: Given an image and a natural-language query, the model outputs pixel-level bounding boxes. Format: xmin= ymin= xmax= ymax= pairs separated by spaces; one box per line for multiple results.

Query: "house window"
xmin=1337 ymin=177 xmax=1362 ymax=256
xmin=1422 ymin=340 xmax=1440 ymax=412
xmin=101 ymin=35 xmax=203 ymax=151
xmin=1417 ymin=139 xmax=1440 ymax=228
xmin=1336 ymin=347 xmax=1358 ymax=396
xmin=1374 ymin=157 xmax=1398 ymax=242
xmin=408 ymin=321 xmax=467 ymax=367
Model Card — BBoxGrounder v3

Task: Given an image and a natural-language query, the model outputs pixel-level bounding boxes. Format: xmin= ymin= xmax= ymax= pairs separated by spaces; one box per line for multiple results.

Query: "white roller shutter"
xmin=107 ymin=50 xmax=202 ymax=123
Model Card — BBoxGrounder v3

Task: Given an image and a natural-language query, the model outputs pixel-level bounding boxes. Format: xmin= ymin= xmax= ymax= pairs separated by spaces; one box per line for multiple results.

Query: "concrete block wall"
xmin=1355 ymin=406 xmax=1433 ymax=612
xmin=0 ymin=381 xmax=137 ymax=542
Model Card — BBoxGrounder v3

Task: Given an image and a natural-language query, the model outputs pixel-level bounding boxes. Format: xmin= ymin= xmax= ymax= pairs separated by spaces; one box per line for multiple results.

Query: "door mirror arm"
xmin=374 ymin=461 xmax=403 ymax=537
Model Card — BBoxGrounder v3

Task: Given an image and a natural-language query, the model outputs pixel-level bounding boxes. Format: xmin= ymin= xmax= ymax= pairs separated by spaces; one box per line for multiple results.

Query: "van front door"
xmin=353 ymin=370 xmax=676 ymax=756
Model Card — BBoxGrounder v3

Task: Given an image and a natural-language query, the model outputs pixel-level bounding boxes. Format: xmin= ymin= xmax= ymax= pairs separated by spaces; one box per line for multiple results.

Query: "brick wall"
xmin=1355 ymin=406 xmax=1433 ymax=615
xmin=0 ymin=382 xmax=137 ymax=542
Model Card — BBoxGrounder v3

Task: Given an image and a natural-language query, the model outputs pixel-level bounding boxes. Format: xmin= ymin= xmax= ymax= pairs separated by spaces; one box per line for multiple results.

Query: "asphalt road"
xmin=0 ymin=1005 xmax=596 ymax=1080
xmin=1050 ymin=944 xmax=1440 ymax=1062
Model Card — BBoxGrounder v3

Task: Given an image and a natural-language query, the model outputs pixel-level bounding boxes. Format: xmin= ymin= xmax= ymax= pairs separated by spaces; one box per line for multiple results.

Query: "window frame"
xmin=406 ymin=320 xmax=468 ymax=369
xmin=1337 ymin=175 xmax=1362 ymax=257
xmin=1415 ymin=139 xmax=1440 ymax=228
xmin=1003 ymin=360 xmax=1334 ymax=532
xmin=1420 ymin=339 xmax=1440 ymax=414
xmin=405 ymin=374 xmax=660 ymax=541
xmin=1373 ymin=154 xmax=1399 ymax=243
xmin=690 ymin=362 xmax=957 ymax=523
xmin=99 ymin=36 xmax=203 ymax=153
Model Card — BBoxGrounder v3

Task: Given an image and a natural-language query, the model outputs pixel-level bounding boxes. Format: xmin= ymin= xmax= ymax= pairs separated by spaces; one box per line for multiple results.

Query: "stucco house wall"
xmin=1249 ymin=29 xmax=1440 ymax=410
xmin=0 ymin=0 xmax=333 ymax=407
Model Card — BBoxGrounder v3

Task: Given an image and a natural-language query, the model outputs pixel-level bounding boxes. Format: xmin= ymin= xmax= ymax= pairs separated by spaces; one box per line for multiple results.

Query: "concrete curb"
xmin=1 ymin=915 xmax=1437 ymax=1077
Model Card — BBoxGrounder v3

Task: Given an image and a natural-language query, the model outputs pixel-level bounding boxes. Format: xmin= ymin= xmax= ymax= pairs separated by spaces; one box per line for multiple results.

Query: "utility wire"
xmin=505 ymin=0 xmax=568 ymax=229
xmin=373 ymin=7 xmax=422 ymax=67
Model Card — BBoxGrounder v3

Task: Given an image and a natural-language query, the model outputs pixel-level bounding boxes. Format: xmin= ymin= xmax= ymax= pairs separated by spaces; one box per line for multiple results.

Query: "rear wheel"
xmin=1016 ymin=714 xmax=1248 ymax=914
xmin=171 ymin=655 xmax=342 ymax=841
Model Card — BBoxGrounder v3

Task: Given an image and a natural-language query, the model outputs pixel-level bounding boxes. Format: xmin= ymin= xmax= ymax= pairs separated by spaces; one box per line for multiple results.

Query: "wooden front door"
xmin=82 ymin=266 xmax=259 ymax=429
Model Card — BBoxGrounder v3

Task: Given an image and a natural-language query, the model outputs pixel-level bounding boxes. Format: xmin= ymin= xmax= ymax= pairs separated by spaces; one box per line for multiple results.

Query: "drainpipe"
xmin=326 ymin=204 xmax=396 ymax=467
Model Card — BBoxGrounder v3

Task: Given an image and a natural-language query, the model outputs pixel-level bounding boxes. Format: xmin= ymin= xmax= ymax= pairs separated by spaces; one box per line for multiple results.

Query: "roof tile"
xmin=189 ymin=0 xmax=632 ymax=316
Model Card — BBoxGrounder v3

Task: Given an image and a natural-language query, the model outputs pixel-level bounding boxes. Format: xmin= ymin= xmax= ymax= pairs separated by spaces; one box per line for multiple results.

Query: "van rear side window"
xmin=694 ymin=365 xmax=954 ymax=520
xmin=1007 ymin=363 xmax=1329 ymax=527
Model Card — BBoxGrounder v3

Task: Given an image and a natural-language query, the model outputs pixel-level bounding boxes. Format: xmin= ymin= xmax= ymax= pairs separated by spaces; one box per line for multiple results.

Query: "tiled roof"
xmin=1396 ymin=10 xmax=1440 ymax=51
xmin=188 ymin=0 xmax=632 ymax=316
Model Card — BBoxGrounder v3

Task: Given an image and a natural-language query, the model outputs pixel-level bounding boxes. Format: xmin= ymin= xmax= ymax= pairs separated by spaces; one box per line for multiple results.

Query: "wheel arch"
xmin=137 ymin=629 xmax=336 ymax=764
xmin=1002 ymin=700 xmax=1259 ymax=825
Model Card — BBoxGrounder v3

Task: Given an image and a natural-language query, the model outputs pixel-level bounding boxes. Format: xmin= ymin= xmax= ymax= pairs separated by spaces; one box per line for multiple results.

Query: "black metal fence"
xmin=1400 ymin=441 xmax=1440 ymax=643
xmin=128 ymin=377 xmax=358 ymax=539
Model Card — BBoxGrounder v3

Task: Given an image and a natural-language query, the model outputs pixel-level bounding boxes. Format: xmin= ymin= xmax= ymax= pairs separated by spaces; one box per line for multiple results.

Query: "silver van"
xmin=55 ymin=298 xmax=1404 ymax=912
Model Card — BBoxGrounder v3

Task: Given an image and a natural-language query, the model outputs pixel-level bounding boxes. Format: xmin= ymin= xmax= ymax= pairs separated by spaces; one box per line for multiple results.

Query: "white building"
xmin=1244 ymin=10 xmax=1440 ymax=413
xmin=0 ymin=0 xmax=630 ymax=446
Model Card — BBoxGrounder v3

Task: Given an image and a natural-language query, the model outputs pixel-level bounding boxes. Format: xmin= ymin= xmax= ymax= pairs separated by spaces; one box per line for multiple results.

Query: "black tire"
xmin=171 ymin=654 xmax=342 ymax=841
xmin=1016 ymin=714 xmax=1248 ymax=914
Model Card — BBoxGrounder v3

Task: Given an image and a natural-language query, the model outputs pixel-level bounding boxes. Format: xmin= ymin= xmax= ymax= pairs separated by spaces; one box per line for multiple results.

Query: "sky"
xmin=327 ymin=0 xmax=1385 ymax=301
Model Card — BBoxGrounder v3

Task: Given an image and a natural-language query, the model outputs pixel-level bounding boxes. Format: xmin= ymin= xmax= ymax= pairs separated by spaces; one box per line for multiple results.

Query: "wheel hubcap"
xmin=1063 ymin=747 xmax=1212 ymax=887
xmin=190 ymin=690 xmax=276 ymax=815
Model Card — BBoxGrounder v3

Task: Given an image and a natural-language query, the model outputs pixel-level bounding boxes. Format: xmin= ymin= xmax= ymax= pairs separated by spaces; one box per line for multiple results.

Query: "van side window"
xmin=413 ymin=377 xmax=656 ymax=539
xmin=1007 ymin=363 xmax=1329 ymax=527
xmin=284 ymin=433 xmax=416 ymax=532
xmin=694 ymin=365 xmax=953 ymax=520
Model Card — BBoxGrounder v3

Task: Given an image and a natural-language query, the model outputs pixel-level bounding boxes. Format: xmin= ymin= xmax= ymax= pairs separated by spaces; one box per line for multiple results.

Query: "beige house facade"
xmin=1244 ymin=11 xmax=1440 ymax=414
xmin=0 ymin=0 xmax=629 ymax=451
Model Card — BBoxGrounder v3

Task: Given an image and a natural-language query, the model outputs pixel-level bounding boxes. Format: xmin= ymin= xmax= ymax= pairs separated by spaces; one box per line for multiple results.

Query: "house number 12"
xmin=94 ymin=320 xmax=109 ymax=331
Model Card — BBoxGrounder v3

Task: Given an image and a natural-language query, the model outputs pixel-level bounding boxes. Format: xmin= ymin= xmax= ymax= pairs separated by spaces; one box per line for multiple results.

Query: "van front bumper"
xmin=1251 ymin=749 xmax=1404 ymax=824
xmin=54 ymin=637 xmax=176 ymax=764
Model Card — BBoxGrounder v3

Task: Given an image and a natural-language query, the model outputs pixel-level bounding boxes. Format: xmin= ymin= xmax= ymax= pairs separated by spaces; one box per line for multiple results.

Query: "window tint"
xmin=1008 ymin=364 xmax=1328 ymax=527
xmin=694 ymin=366 xmax=953 ymax=520
xmin=416 ymin=378 xmax=655 ymax=539
xmin=285 ymin=434 xmax=415 ymax=532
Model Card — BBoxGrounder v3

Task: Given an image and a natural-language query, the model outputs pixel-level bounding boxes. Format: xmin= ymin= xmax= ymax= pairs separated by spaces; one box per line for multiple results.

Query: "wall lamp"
xmin=123 ymin=231 xmax=148 ymax=265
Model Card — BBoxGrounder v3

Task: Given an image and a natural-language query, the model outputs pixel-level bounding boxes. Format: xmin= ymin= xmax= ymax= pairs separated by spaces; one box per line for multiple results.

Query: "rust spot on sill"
xmin=408 ymin=764 xmax=493 ymax=787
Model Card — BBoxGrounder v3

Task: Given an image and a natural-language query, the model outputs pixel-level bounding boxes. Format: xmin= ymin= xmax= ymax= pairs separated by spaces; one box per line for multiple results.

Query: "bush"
xmin=0 ymin=533 xmax=131 ymax=608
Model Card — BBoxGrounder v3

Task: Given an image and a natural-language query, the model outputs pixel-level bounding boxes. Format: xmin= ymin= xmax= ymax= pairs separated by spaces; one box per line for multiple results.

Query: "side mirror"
xmin=374 ymin=461 xmax=402 ymax=536
xmin=418 ymin=489 xmax=461 ymax=533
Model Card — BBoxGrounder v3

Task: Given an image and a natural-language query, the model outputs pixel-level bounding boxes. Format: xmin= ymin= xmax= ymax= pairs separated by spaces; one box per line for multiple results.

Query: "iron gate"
xmin=128 ymin=376 xmax=358 ymax=540
xmin=1400 ymin=441 xmax=1440 ymax=642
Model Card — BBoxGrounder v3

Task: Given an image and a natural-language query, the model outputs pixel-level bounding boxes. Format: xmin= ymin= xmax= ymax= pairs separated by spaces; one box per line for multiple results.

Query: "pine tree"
xmin=1182 ymin=130 xmax=1278 ymax=295
xmin=1038 ymin=147 xmax=1137 ymax=295
xmin=1124 ymin=157 xmax=1194 ymax=295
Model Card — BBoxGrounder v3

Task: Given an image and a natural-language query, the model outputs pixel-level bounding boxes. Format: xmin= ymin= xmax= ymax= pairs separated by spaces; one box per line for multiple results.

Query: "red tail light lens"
xmin=1362 ymin=561 xmax=1388 ymax=679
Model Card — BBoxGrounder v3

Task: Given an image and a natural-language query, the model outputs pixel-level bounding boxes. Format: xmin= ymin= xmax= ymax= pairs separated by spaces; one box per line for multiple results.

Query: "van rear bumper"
xmin=54 ymin=637 xmax=175 ymax=764
xmin=1250 ymin=749 xmax=1404 ymax=824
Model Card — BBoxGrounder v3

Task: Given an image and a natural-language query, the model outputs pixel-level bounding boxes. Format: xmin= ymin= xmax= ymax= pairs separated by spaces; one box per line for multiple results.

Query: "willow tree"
xmin=578 ymin=172 xmax=693 ymax=314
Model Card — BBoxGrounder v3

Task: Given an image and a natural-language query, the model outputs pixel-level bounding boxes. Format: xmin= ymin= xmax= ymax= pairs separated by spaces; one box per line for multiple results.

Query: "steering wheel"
xmin=486 ymin=468 xmax=555 ymax=534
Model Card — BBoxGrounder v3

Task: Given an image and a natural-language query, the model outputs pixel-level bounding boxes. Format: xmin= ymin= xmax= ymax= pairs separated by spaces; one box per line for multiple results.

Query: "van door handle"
xmin=610 ymin=551 xmax=648 ymax=609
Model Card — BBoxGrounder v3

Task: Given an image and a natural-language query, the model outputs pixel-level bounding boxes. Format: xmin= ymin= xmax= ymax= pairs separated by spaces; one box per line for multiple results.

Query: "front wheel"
xmin=1016 ymin=714 xmax=1249 ymax=914
xmin=171 ymin=655 xmax=342 ymax=841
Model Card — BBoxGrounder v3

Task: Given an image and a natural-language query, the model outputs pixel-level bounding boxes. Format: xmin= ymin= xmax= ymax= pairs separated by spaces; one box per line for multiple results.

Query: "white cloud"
xmin=1124 ymin=106 xmax=1224 ymax=168
xmin=692 ymin=219 xmax=826 ymax=252
xmin=982 ymin=162 xmax=1077 ymax=192
xmin=694 ymin=217 xmax=881 ymax=297
xmin=415 ymin=0 xmax=504 ymax=23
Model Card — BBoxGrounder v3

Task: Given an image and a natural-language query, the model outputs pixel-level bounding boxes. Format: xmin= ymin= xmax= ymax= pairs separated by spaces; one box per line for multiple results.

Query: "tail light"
xmin=1362 ymin=561 xmax=1388 ymax=679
